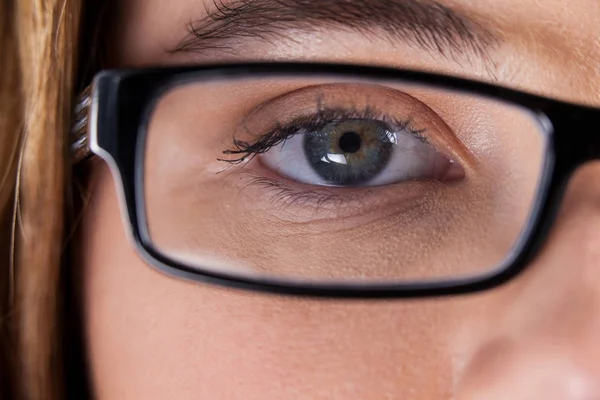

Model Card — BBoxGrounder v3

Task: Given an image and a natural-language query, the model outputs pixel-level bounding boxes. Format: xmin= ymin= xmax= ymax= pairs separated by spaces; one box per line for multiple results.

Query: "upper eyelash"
xmin=218 ymin=106 xmax=428 ymax=164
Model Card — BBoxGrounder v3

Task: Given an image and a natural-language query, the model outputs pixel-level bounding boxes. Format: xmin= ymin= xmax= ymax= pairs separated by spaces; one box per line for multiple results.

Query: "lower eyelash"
xmin=235 ymin=170 xmax=448 ymax=221
xmin=244 ymin=176 xmax=346 ymax=209
xmin=238 ymin=170 xmax=370 ymax=211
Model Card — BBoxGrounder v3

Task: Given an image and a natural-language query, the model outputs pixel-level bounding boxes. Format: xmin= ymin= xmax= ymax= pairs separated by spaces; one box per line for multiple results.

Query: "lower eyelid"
xmin=234 ymin=163 xmax=463 ymax=224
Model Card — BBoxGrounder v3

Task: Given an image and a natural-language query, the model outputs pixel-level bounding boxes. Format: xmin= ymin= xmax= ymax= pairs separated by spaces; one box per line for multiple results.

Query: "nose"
xmin=454 ymin=163 xmax=600 ymax=400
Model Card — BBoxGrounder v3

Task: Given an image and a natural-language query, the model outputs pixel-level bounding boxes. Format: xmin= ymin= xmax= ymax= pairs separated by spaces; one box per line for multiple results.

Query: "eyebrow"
xmin=172 ymin=0 xmax=501 ymax=62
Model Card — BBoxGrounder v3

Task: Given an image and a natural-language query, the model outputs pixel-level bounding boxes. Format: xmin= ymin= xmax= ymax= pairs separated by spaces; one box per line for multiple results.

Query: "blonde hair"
xmin=0 ymin=0 xmax=86 ymax=398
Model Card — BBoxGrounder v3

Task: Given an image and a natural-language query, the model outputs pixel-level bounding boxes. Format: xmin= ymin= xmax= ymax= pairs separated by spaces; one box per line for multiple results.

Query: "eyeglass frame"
xmin=71 ymin=62 xmax=600 ymax=299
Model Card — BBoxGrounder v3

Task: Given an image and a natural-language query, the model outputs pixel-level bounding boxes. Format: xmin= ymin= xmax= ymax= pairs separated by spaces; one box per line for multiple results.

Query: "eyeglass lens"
xmin=142 ymin=74 xmax=548 ymax=283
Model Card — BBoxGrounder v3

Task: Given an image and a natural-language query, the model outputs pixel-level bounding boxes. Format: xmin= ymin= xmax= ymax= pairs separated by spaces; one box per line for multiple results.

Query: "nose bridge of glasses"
xmin=549 ymin=105 xmax=600 ymax=168
xmin=580 ymin=108 xmax=600 ymax=160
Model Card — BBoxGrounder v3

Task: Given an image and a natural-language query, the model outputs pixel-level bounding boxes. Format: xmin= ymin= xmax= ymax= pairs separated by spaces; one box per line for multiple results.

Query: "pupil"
xmin=338 ymin=131 xmax=362 ymax=153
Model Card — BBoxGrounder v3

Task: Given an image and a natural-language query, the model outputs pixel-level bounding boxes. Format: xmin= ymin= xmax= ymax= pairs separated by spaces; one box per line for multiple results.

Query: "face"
xmin=77 ymin=0 xmax=600 ymax=398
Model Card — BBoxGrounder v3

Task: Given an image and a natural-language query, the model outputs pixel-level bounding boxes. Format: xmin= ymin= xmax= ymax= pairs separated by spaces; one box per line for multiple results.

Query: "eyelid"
xmin=231 ymin=82 xmax=477 ymax=171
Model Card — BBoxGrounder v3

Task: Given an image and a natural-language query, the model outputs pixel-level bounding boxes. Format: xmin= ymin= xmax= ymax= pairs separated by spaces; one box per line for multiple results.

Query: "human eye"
xmin=216 ymin=82 xmax=467 ymax=209
xmin=259 ymin=112 xmax=464 ymax=187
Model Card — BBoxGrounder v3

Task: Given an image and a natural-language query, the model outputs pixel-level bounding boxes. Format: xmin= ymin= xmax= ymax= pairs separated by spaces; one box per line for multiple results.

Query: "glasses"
xmin=72 ymin=62 xmax=600 ymax=298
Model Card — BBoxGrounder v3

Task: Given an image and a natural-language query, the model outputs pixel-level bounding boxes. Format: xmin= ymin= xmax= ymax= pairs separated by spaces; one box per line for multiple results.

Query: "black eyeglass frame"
xmin=83 ymin=62 xmax=600 ymax=299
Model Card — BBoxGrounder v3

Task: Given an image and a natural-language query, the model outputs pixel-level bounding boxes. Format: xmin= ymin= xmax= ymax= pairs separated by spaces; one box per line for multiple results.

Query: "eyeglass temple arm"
xmin=71 ymin=85 xmax=92 ymax=164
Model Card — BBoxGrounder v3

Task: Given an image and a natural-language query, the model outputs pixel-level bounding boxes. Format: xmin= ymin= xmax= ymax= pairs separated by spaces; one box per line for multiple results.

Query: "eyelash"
xmin=218 ymin=106 xmax=429 ymax=165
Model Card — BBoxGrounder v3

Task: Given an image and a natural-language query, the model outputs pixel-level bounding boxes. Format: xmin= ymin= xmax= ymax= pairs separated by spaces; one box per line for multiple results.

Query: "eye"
xmin=259 ymin=117 xmax=464 ymax=187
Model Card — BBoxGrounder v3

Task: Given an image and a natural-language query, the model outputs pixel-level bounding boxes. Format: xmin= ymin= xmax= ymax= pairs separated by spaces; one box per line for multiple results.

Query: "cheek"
xmin=78 ymin=162 xmax=464 ymax=399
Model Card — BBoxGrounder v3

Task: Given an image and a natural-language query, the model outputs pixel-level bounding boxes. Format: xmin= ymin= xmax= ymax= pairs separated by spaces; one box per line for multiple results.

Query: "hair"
xmin=0 ymin=1 xmax=110 ymax=398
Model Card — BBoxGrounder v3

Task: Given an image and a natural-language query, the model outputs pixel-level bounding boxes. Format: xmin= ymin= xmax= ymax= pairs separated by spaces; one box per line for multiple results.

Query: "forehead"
xmin=111 ymin=0 xmax=600 ymax=104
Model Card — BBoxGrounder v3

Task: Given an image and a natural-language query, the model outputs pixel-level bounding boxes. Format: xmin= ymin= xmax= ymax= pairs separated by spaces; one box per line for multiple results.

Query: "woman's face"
xmin=78 ymin=0 xmax=600 ymax=398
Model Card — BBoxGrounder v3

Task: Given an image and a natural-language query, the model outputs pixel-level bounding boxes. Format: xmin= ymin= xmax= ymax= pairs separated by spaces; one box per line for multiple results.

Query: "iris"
xmin=303 ymin=119 xmax=395 ymax=185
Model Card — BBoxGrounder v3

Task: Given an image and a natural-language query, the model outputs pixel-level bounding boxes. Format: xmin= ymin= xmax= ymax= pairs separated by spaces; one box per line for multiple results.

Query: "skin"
xmin=77 ymin=0 xmax=600 ymax=398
